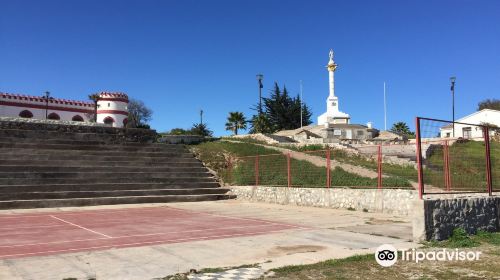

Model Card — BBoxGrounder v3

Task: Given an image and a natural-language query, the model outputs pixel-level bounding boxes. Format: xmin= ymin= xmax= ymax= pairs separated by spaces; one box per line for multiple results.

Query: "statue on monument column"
xmin=328 ymin=49 xmax=337 ymax=71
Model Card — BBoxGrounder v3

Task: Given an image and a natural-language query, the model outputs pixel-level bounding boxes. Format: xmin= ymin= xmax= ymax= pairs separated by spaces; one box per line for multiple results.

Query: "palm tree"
xmin=225 ymin=112 xmax=247 ymax=135
xmin=250 ymin=114 xmax=274 ymax=134
xmin=390 ymin=122 xmax=414 ymax=137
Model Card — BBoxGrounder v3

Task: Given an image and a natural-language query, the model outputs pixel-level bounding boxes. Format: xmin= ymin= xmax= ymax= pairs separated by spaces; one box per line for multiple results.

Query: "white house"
xmin=0 ymin=91 xmax=129 ymax=128
xmin=440 ymin=109 xmax=500 ymax=139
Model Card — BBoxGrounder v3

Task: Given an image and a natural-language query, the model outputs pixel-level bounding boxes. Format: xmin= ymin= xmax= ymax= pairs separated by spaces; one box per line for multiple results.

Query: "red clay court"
xmin=0 ymin=206 xmax=304 ymax=260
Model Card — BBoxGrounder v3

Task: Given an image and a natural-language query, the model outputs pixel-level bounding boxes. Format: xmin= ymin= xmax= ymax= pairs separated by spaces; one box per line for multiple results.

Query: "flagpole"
xmin=300 ymin=80 xmax=303 ymax=128
xmin=383 ymin=82 xmax=387 ymax=131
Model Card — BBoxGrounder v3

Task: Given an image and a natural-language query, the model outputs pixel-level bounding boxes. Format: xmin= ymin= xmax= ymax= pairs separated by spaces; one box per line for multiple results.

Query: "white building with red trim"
xmin=0 ymin=91 xmax=129 ymax=128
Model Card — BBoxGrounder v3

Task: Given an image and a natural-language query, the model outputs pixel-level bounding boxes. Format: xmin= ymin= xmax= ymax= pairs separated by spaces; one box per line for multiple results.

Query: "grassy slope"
xmin=223 ymin=138 xmax=417 ymax=184
xmin=425 ymin=141 xmax=499 ymax=191
xmin=290 ymin=144 xmax=418 ymax=182
xmin=190 ymin=141 xmax=411 ymax=188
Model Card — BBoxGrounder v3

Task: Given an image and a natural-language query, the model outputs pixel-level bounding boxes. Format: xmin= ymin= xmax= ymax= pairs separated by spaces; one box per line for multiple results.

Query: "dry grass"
xmin=261 ymin=231 xmax=500 ymax=280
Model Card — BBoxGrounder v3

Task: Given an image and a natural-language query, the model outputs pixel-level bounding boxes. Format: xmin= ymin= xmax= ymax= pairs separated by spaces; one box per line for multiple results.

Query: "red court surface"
xmin=0 ymin=206 xmax=305 ymax=260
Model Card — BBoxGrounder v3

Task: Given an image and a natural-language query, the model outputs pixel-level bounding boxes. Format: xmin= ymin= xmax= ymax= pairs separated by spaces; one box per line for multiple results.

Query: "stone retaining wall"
xmin=230 ymin=186 xmax=417 ymax=216
xmin=0 ymin=117 xmax=157 ymax=143
xmin=413 ymin=196 xmax=500 ymax=241
xmin=158 ymin=135 xmax=207 ymax=144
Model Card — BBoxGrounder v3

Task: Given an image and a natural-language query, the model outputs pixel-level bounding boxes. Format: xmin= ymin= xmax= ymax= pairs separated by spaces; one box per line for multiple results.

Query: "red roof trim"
xmin=0 ymin=92 xmax=94 ymax=107
xmin=97 ymin=92 xmax=129 ymax=100
xmin=98 ymin=97 xmax=129 ymax=103
xmin=0 ymin=100 xmax=94 ymax=114
xmin=96 ymin=110 xmax=128 ymax=116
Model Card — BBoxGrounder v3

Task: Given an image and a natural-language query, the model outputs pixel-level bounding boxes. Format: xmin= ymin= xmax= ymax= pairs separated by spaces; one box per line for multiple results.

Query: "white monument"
xmin=317 ymin=49 xmax=350 ymax=126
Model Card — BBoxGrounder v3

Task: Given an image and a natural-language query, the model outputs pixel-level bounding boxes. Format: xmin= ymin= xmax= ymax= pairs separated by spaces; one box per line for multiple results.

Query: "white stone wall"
xmin=0 ymin=104 xmax=92 ymax=122
xmin=230 ymin=186 xmax=417 ymax=216
xmin=1 ymin=92 xmax=130 ymax=128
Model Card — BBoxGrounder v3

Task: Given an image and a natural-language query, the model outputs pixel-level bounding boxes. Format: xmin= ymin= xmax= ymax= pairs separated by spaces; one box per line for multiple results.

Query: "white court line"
xmin=0 ymin=227 xmax=302 ymax=259
xmin=50 ymin=215 xmax=112 ymax=239
xmin=0 ymin=223 xmax=308 ymax=248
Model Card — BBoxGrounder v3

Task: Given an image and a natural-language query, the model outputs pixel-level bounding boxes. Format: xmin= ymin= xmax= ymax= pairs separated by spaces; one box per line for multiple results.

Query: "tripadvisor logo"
xmin=375 ymin=244 xmax=398 ymax=267
xmin=375 ymin=244 xmax=482 ymax=267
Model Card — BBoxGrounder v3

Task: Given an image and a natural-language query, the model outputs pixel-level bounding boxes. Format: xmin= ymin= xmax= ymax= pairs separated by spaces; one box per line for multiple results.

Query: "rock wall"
xmin=230 ymin=186 xmax=417 ymax=216
xmin=158 ymin=135 xmax=206 ymax=144
xmin=0 ymin=117 xmax=157 ymax=143
xmin=420 ymin=197 xmax=500 ymax=240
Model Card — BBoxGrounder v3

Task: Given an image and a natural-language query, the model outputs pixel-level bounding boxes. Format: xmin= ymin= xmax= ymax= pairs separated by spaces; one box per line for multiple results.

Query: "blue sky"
xmin=1 ymin=0 xmax=499 ymax=135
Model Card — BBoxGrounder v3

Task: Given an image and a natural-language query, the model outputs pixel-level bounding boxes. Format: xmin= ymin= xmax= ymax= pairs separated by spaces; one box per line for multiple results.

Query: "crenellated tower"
xmin=96 ymin=92 xmax=129 ymax=128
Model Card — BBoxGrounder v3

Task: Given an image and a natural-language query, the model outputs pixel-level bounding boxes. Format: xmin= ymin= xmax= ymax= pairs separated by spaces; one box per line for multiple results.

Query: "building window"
xmin=72 ymin=115 xmax=84 ymax=122
xmin=446 ymin=132 xmax=451 ymax=138
xmin=108 ymin=103 xmax=110 ymax=107
xmin=462 ymin=127 xmax=472 ymax=139
xmin=19 ymin=110 xmax=33 ymax=118
xmin=103 ymin=116 xmax=114 ymax=126
xmin=357 ymin=130 xmax=364 ymax=136
xmin=47 ymin=113 xmax=60 ymax=120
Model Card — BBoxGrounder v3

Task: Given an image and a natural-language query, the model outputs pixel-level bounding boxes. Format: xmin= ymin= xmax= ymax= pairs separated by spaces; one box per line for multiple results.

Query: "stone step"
xmin=0 ymin=194 xmax=236 ymax=210
xmin=0 ymin=122 xmax=231 ymax=209
xmin=0 ymin=171 xmax=213 ymax=179
xmin=0 ymin=148 xmax=193 ymax=157
xmin=0 ymin=142 xmax=186 ymax=152
xmin=0 ymin=177 xmax=217 ymax=185
xmin=0 ymin=188 xmax=230 ymax=200
xmin=0 ymin=154 xmax=197 ymax=162
xmin=0 ymin=165 xmax=208 ymax=173
xmin=0 ymin=137 xmax=180 ymax=147
xmin=0 ymin=160 xmax=204 ymax=167
xmin=0 ymin=129 xmax=153 ymax=143
xmin=0 ymin=182 xmax=221 ymax=193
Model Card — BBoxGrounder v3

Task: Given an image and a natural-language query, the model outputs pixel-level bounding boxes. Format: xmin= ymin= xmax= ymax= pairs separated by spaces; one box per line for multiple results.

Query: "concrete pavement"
xmin=0 ymin=200 xmax=417 ymax=280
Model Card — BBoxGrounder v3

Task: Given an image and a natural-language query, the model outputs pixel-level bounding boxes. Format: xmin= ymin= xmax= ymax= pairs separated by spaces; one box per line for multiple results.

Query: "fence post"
xmin=255 ymin=155 xmax=259 ymax=186
xmin=326 ymin=148 xmax=331 ymax=188
xmin=484 ymin=126 xmax=493 ymax=196
xmin=287 ymin=153 xmax=291 ymax=188
xmin=443 ymin=141 xmax=450 ymax=191
xmin=227 ymin=157 xmax=233 ymax=184
xmin=377 ymin=145 xmax=382 ymax=190
xmin=415 ymin=117 xmax=424 ymax=199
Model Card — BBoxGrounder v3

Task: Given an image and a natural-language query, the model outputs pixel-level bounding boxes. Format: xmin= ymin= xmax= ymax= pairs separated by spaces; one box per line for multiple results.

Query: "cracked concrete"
xmin=0 ymin=200 xmax=417 ymax=280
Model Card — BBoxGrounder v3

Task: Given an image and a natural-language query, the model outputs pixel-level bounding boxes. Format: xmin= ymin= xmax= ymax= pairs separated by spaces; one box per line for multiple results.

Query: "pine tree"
xmin=260 ymin=83 xmax=313 ymax=131
xmin=191 ymin=123 xmax=213 ymax=137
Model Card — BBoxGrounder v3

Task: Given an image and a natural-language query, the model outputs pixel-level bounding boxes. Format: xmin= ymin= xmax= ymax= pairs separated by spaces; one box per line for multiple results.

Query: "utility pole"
xmin=44 ymin=91 xmax=50 ymax=119
xmin=256 ymin=74 xmax=264 ymax=114
xmin=383 ymin=82 xmax=387 ymax=131
xmin=450 ymin=77 xmax=456 ymax=137
xmin=300 ymin=80 xmax=303 ymax=128
xmin=200 ymin=109 xmax=204 ymax=125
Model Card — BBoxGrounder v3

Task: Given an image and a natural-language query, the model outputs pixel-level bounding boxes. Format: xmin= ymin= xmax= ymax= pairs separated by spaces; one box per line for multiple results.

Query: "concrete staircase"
xmin=0 ymin=125 xmax=233 ymax=209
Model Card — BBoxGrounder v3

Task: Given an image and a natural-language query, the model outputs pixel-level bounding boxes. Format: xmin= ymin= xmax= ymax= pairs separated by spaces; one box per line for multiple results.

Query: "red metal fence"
xmin=415 ymin=117 xmax=498 ymax=198
xmin=224 ymin=145 xmax=418 ymax=190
